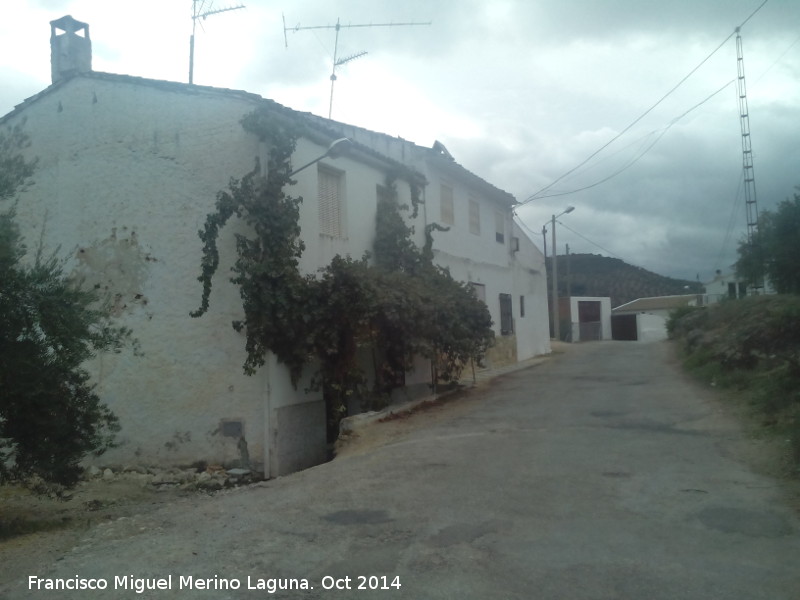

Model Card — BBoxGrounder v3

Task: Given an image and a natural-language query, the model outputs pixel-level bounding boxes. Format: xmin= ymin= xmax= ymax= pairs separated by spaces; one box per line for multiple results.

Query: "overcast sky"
xmin=3 ymin=0 xmax=799 ymax=282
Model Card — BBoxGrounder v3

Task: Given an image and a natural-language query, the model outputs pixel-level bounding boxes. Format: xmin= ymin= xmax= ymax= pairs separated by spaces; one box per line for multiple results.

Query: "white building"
xmin=612 ymin=295 xmax=704 ymax=342
xmin=704 ymin=270 xmax=749 ymax=304
xmin=0 ymin=15 xmax=550 ymax=477
xmin=299 ymin=118 xmax=552 ymax=366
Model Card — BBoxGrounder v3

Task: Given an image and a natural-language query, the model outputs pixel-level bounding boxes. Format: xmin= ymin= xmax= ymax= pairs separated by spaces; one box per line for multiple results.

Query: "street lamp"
xmin=290 ymin=138 xmax=352 ymax=176
xmin=545 ymin=206 xmax=575 ymax=341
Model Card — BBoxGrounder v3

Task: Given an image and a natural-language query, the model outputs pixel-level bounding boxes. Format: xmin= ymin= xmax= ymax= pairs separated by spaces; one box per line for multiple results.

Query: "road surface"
xmin=4 ymin=341 xmax=800 ymax=599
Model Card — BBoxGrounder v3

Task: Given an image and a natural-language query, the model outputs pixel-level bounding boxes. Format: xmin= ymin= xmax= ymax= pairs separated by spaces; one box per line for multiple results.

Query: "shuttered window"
xmin=440 ymin=184 xmax=455 ymax=225
xmin=469 ymin=198 xmax=480 ymax=235
xmin=495 ymin=210 xmax=505 ymax=244
xmin=470 ymin=282 xmax=486 ymax=303
xmin=318 ymin=166 xmax=343 ymax=238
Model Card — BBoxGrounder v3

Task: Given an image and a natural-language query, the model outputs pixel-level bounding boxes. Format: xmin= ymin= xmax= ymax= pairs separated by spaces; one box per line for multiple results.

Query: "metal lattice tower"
xmin=735 ymin=27 xmax=759 ymax=244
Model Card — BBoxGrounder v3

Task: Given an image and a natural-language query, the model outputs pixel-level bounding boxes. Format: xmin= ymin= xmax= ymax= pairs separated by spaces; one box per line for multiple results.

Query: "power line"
xmin=714 ymin=171 xmax=745 ymax=273
xmin=533 ymin=78 xmax=735 ymax=199
xmin=555 ymin=220 xmax=625 ymax=261
xmin=520 ymin=0 xmax=770 ymax=206
xmin=753 ymin=33 xmax=800 ymax=85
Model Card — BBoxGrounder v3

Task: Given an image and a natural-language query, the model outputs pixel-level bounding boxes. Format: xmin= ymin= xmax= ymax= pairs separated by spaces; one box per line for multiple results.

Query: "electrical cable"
xmin=555 ymin=220 xmax=625 ymax=261
xmin=753 ymin=33 xmax=800 ymax=86
xmin=714 ymin=171 xmax=745 ymax=273
xmin=534 ymin=78 xmax=735 ymax=199
xmin=520 ymin=0 xmax=770 ymax=206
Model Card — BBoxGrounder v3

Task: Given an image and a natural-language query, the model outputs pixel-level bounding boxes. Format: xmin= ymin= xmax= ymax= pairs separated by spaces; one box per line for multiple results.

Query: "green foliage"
xmin=193 ymin=109 xmax=494 ymax=432
xmin=373 ymin=179 xmax=420 ymax=273
xmin=370 ymin=175 xmax=493 ymax=385
xmin=737 ymin=189 xmax=800 ymax=294
xmin=0 ymin=128 xmax=133 ymax=491
xmin=666 ymin=305 xmax=703 ymax=339
xmin=192 ymin=111 xmax=309 ymax=383
xmin=0 ymin=123 xmax=36 ymax=201
xmin=670 ymin=295 xmax=800 ymax=472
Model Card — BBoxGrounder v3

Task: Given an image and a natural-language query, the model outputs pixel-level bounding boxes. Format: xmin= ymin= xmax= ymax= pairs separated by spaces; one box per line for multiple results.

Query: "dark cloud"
xmin=4 ymin=0 xmax=799 ymax=282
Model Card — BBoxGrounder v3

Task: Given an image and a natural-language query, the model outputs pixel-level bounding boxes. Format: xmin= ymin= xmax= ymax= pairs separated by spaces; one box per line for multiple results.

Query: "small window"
xmin=469 ymin=198 xmax=480 ymax=235
xmin=470 ymin=282 xmax=486 ymax=303
xmin=520 ymin=295 xmax=525 ymax=318
xmin=495 ymin=210 xmax=505 ymax=244
xmin=440 ymin=184 xmax=454 ymax=225
xmin=220 ymin=419 xmax=244 ymax=438
xmin=319 ymin=166 xmax=344 ymax=238
xmin=499 ymin=293 xmax=513 ymax=335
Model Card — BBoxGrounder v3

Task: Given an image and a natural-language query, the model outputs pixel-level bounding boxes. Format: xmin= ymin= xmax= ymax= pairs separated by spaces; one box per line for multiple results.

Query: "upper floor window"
xmin=318 ymin=166 xmax=344 ymax=238
xmin=495 ymin=210 xmax=505 ymax=244
xmin=470 ymin=282 xmax=486 ymax=303
xmin=440 ymin=184 xmax=455 ymax=225
xmin=469 ymin=198 xmax=480 ymax=235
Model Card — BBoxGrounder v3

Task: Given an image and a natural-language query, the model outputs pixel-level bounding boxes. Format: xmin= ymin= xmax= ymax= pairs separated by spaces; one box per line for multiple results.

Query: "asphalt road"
xmin=6 ymin=341 xmax=800 ymax=599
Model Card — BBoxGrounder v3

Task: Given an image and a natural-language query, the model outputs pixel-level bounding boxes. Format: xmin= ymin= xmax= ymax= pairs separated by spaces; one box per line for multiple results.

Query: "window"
xmin=470 ymin=282 xmax=486 ymax=303
xmin=318 ymin=166 xmax=344 ymax=238
xmin=495 ymin=210 xmax=505 ymax=244
xmin=469 ymin=198 xmax=480 ymax=235
xmin=440 ymin=184 xmax=454 ymax=225
xmin=520 ymin=295 xmax=525 ymax=318
xmin=499 ymin=293 xmax=513 ymax=335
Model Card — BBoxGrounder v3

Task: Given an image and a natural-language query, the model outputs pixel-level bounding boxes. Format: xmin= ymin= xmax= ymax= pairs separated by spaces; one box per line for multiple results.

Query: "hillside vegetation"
xmin=668 ymin=295 xmax=800 ymax=475
xmin=548 ymin=253 xmax=703 ymax=308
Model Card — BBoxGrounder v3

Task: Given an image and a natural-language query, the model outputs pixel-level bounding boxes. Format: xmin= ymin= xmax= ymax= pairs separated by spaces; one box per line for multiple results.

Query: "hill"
xmin=547 ymin=253 xmax=704 ymax=308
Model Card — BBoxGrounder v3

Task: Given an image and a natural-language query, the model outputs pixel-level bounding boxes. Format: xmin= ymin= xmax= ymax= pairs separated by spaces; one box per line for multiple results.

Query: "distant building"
xmin=612 ymin=295 xmax=704 ymax=342
xmin=558 ymin=296 xmax=613 ymax=343
xmin=704 ymin=270 xmax=748 ymax=303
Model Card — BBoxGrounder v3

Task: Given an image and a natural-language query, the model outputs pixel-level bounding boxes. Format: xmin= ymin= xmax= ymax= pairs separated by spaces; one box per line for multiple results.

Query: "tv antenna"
xmin=282 ymin=15 xmax=431 ymax=118
xmin=189 ymin=0 xmax=246 ymax=84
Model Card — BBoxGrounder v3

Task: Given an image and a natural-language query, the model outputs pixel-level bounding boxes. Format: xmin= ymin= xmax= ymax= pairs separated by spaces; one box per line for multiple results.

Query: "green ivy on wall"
xmin=192 ymin=108 xmax=494 ymax=430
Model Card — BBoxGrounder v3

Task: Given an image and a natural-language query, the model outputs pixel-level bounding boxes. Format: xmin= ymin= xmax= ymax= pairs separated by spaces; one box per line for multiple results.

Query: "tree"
xmin=737 ymin=189 xmax=800 ymax=294
xmin=0 ymin=125 xmax=134 ymax=492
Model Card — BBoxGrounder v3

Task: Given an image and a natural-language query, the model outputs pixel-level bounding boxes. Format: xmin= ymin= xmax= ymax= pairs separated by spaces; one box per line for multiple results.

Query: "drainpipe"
xmin=263 ymin=355 xmax=272 ymax=479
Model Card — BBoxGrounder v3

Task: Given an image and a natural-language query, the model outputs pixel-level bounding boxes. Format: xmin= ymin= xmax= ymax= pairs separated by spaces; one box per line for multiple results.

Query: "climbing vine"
xmin=191 ymin=110 xmax=309 ymax=383
xmin=193 ymin=107 xmax=493 ymax=432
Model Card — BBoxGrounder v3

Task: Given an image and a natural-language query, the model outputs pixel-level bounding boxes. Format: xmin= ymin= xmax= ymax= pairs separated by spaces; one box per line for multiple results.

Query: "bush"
xmin=1 ymin=127 xmax=135 ymax=492
xmin=669 ymin=295 xmax=800 ymax=474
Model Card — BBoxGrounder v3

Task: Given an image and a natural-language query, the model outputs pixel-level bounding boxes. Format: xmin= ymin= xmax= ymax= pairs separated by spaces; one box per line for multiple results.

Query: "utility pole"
xmin=548 ymin=207 xmax=574 ymax=341
xmin=566 ymin=243 xmax=571 ymax=299
xmin=551 ymin=215 xmax=559 ymax=341
xmin=283 ymin=15 xmax=431 ymax=118
xmin=189 ymin=1 xmax=245 ymax=84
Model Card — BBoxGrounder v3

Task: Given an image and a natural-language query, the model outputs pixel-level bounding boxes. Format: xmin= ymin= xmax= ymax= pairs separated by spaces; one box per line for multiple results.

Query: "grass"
xmin=671 ymin=295 xmax=800 ymax=476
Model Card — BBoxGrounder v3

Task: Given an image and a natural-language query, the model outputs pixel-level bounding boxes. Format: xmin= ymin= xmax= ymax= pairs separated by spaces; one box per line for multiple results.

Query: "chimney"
xmin=50 ymin=15 xmax=91 ymax=83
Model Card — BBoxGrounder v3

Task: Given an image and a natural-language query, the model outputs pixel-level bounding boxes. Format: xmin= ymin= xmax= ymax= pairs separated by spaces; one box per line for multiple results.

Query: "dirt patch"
xmin=0 ymin=477 xmax=191 ymax=584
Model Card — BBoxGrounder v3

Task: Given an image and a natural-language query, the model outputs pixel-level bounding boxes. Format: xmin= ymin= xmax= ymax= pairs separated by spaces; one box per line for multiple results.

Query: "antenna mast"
xmin=283 ymin=15 xmax=431 ymax=118
xmin=190 ymin=0 xmax=246 ymax=84
xmin=735 ymin=27 xmax=763 ymax=289
xmin=735 ymin=28 xmax=760 ymax=247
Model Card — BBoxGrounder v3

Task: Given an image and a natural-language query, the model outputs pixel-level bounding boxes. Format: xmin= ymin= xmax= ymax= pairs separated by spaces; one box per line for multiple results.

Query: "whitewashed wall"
xmin=2 ymin=75 xmax=413 ymax=476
